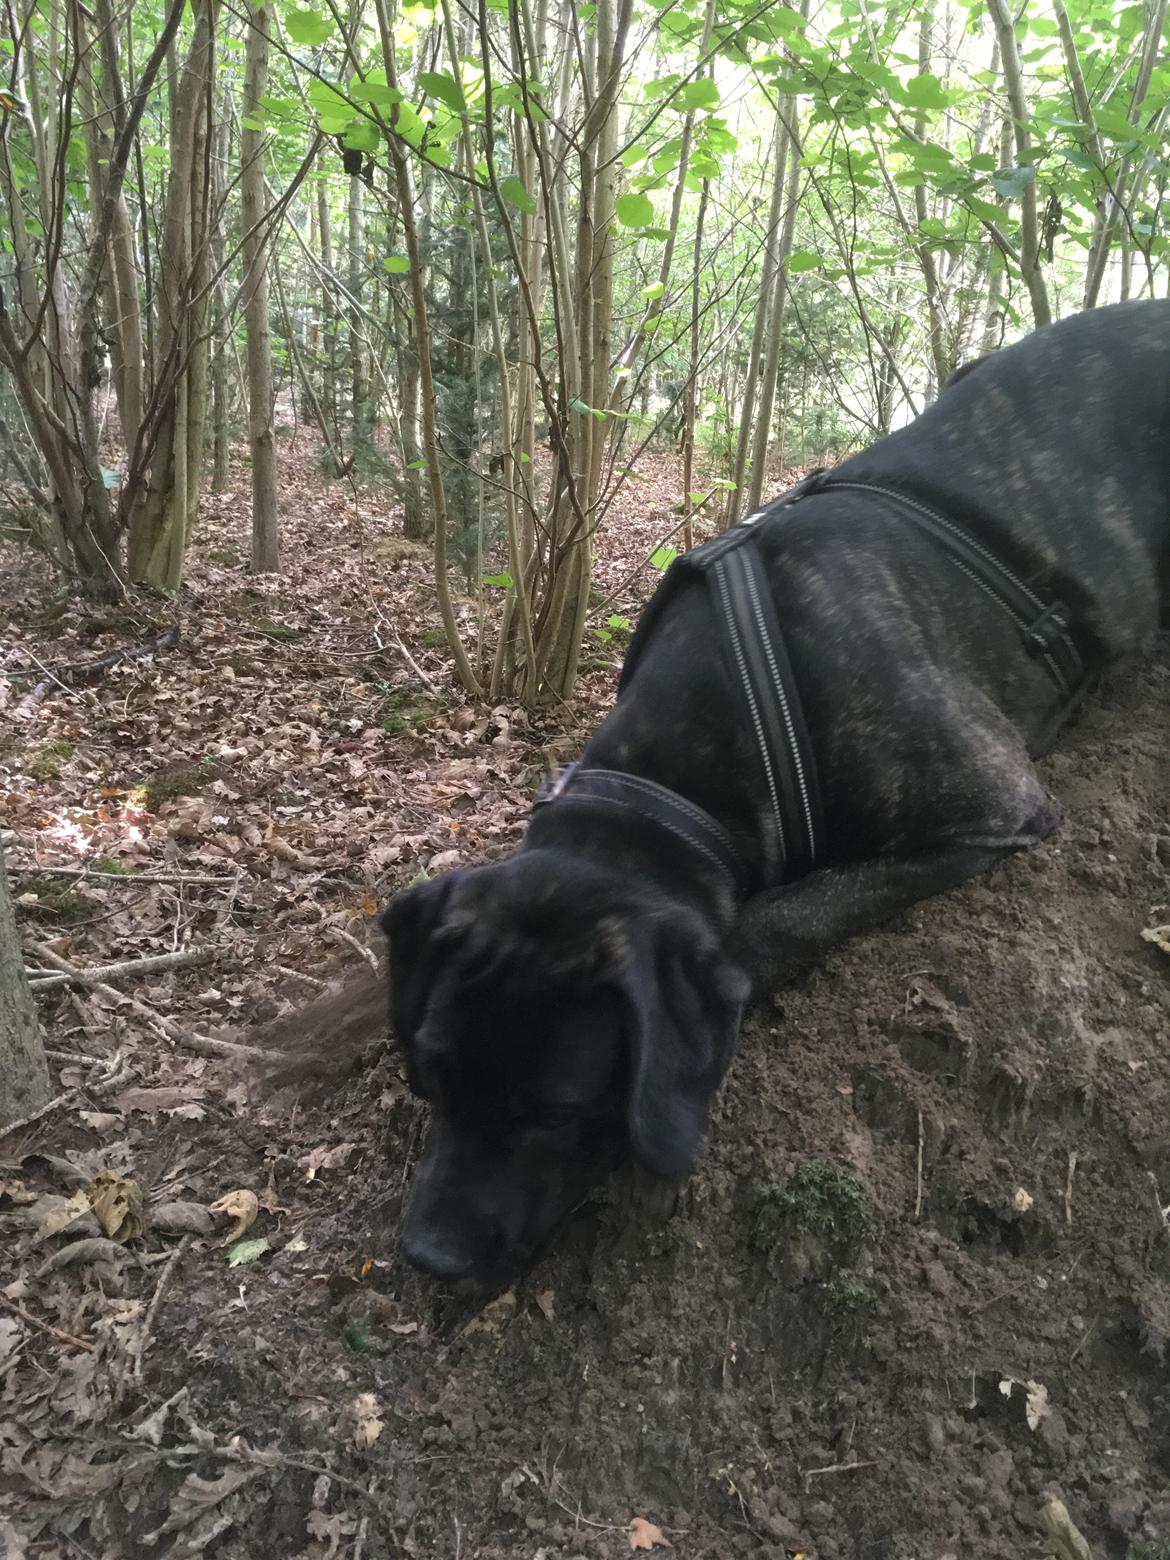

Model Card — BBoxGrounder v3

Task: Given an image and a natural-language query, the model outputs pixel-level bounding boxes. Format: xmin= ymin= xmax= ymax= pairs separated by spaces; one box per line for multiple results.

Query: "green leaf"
xmin=482 ymin=571 xmax=513 ymax=588
xmin=406 ymin=458 xmax=428 ymax=469
xmin=607 ymin=614 xmax=630 ymax=630
xmin=786 ymin=250 xmax=822 ymax=272
xmin=393 ymin=102 xmax=427 ymax=148
xmin=649 ymin=545 xmax=678 ymax=570
xmin=652 ymin=138 xmax=683 ymax=175
xmin=641 ymin=281 xmax=665 ymax=300
xmin=989 ymin=163 xmax=1036 ymax=199
xmin=286 ymin=7 xmax=332 ymax=44
xmin=343 ymin=121 xmax=379 ymax=152
xmin=383 ymin=255 xmax=410 ymax=273
xmin=621 ymin=143 xmax=648 ymax=167
xmin=350 ymin=80 xmax=403 ymax=108
xmin=227 ymin=1237 xmax=271 ymax=1267
xmin=568 ymin=396 xmax=592 ymax=415
xmin=902 ymin=71 xmax=949 ymax=110
xmin=500 ymin=174 xmax=537 ymax=214
xmin=615 ymin=191 xmax=655 ymax=226
xmin=418 ymin=70 xmax=467 ymax=113
xmin=966 ymin=195 xmax=1009 ymax=221
xmin=678 ymin=77 xmax=720 ymax=112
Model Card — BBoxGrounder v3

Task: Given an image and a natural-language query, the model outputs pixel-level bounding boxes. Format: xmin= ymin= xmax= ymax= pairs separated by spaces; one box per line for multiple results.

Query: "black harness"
xmin=535 ymin=472 xmax=1086 ymax=896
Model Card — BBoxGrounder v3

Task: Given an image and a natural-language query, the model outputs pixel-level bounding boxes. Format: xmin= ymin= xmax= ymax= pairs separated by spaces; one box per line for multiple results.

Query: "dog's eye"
xmin=533 ymin=1107 xmax=579 ymax=1131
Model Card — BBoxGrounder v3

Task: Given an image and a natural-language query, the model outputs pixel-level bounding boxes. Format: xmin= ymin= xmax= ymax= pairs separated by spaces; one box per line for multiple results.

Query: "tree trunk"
xmin=347 ymin=172 xmax=371 ymax=460
xmin=242 ymin=0 xmax=279 ymax=572
xmin=985 ymin=0 xmax=1051 ymax=327
xmin=725 ymin=108 xmax=791 ymax=526
xmin=0 ymin=852 xmax=50 ymax=1127
xmin=128 ymin=0 xmax=219 ymax=590
xmin=748 ymin=79 xmax=804 ymax=512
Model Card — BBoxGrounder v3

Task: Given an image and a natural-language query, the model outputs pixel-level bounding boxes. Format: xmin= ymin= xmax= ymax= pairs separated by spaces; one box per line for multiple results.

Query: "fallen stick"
xmin=0 ymin=1090 xmax=78 ymax=1139
xmin=0 ymin=1292 xmax=93 ymax=1353
xmin=330 ymin=925 xmax=379 ymax=975
xmin=29 ymin=944 xmax=270 ymax=1063
xmin=12 ymin=864 xmax=238 ymax=887
xmin=26 ymin=946 xmax=217 ymax=992
xmin=4 ymin=624 xmax=180 ymax=684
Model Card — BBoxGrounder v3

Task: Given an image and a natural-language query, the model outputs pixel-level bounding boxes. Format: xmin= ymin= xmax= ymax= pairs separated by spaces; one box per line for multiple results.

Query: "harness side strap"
xmin=816 ymin=479 xmax=1085 ymax=700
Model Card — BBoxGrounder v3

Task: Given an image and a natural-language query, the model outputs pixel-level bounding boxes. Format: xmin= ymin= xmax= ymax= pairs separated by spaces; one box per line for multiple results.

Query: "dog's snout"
xmin=402 ymin=1221 xmax=478 ymax=1282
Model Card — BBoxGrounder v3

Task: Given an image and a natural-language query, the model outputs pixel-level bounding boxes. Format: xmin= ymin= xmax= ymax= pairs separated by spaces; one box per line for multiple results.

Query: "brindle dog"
xmin=383 ymin=300 xmax=1170 ymax=1290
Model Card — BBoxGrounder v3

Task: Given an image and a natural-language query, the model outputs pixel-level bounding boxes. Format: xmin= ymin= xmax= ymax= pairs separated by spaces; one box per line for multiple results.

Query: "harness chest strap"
xmin=615 ymin=507 xmax=825 ymax=887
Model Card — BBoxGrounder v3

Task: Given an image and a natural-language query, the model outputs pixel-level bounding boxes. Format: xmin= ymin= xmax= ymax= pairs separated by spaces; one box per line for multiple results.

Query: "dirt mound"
xmin=5 ymin=646 xmax=1167 ymax=1559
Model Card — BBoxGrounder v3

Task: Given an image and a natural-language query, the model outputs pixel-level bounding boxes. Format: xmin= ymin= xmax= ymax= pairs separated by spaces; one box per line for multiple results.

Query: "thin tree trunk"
xmin=725 ymin=109 xmax=790 ymax=526
xmin=681 ymin=178 xmax=712 ymax=552
xmin=242 ymin=0 xmax=278 ymax=572
xmin=985 ymin=0 xmax=1051 ymax=327
xmin=0 ymin=851 xmax=50 ymax=1127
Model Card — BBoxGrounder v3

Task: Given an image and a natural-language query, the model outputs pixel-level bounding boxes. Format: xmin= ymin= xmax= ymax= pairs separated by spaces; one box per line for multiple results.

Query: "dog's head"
xmin=382 ymin=850 xmax=748 ymax=1289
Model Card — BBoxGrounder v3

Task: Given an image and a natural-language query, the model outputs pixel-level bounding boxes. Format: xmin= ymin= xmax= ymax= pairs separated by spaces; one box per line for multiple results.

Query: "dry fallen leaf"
xmin=33 ymin=1190 xmax=95 ymax=1242
xmin=1012 ymin=1186 xmax=1034 ymax=1213
xmin=209 ymin=1189 xmax=259 ymax=1243
xmin=1141 ymin=924 xmax=1170 ymax=955
xmin=460 ymin=1288 xmax=517 ymax=1338
xmin=87 ymin=1171 xmax=145 ymax=1243
xmin=350 ymin=1392 xmax=384 ymax=1448
xmin=78 ymin=1110 xmax=123 ymax=1135
xmin=629 ymin=1516 xmax=671 ymax=1550
xmin=151 ymin=1201 xmax=215 ymax=1237
xmin=533 ymin=1289 xmax=556 ymax=1322
xmin=299 ymin=1142 xmax=357 ymax=1181
xmin=114 ymin=1085 xmax=206 ymax=1115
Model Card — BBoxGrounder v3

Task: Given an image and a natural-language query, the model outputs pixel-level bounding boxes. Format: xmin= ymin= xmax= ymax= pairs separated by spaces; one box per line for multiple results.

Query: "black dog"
xmin=384 ymin=300 xmax=1170 ymax=1289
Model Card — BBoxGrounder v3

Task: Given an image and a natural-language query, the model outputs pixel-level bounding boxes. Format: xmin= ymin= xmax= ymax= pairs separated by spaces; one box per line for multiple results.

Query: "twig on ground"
xmin=914 ymin=1109 xmax=924 ymax=1220
xmin=6 ymin=625 xmax=180 ymax=685
xmin=0 ymin=1091 xmax=78 ymax=1139
xmin=372 ymin=610 xmax=440 ymax=696
xmin=273 ymin=963 xmax=327 ymax=991
xmin=802 ymin=1459 xmax=879 ymax=1492
xmin=0 ymin=1292 xmax=93 ymax=1352
xmin=12 ymin=864 xmax=239 ymax=887
xmin=330 ymin=926 xmax=379 ymax=976
xmin=26 ymin=946 xmax=217 ymax=992
xmin=29 ymin=944 xmax=270 ymax=1062
xmin=133 ymin=1236 xmax=191 ymax=1383
xmin=1064 ymin=1151 xmax=1077 ymax=1225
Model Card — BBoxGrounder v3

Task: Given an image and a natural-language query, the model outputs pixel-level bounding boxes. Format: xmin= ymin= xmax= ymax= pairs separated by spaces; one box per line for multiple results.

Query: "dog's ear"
xmin=380 ymin=871 xmax=465 ymax=1051
xmin=617 ymin=919 xmax=750 ymax=1182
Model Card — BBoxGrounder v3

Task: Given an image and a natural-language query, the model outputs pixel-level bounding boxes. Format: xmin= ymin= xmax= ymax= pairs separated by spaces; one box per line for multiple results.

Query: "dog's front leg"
xmin=729 ymin=834 xmax=1051 ymax=999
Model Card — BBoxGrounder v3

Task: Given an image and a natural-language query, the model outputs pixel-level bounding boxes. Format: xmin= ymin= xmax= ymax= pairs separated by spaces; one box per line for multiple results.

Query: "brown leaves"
xmin=87 ymin=1172 xmax=144 ymax=1242
xmin=629 ymin=1516 xmax=672 ymax=1550
xmin=209 ymin=1189 xmax=259 ymax=1244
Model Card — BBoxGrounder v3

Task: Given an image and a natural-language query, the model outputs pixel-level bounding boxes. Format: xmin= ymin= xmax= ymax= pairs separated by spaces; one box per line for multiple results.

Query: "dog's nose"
xmin=402 ymin=1224 xmax=478 ymax=1283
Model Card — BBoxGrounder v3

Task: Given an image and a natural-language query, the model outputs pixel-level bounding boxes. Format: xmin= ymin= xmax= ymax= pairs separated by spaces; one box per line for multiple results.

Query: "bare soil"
xmin=2 ymin=443 xmax=1169 ymax=1560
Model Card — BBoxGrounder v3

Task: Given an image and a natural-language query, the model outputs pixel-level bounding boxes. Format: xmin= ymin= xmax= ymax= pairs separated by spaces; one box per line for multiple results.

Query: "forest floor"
xmin=2 ymin=427 xmax=1170 ymax=1560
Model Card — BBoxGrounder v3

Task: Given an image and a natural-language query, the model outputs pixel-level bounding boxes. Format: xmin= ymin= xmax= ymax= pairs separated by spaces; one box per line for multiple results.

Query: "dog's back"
xmin=836 ymin=300 xmax=1170 ymax=658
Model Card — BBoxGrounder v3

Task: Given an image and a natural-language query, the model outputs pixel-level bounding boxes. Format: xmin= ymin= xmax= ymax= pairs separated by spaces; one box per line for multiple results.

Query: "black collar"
xmin=533 ymin=764 xmax=749 ymax=899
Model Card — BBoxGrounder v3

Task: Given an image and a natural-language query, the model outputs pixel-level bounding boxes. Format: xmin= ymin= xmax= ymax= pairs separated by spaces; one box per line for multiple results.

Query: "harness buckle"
xmin=1021 ymin=600 xmax=1071 ymax=659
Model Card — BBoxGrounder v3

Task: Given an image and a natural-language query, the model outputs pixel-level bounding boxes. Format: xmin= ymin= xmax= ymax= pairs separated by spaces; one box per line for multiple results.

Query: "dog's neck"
xmin=522 ymin=784 xmax=739 ymax=934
